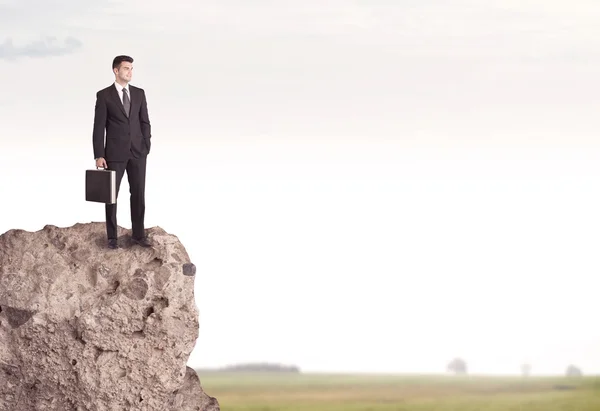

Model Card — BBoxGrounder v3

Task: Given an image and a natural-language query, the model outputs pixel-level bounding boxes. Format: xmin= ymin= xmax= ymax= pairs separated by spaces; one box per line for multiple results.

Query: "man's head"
xmin=112 ymin=55 xmax=134 ymax=85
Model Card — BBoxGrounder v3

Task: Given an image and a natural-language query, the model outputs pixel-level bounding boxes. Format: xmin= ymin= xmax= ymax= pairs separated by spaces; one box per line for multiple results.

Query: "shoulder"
xmin=130 ymin=85 xmax=148 ymax=102
xmin=96 ymin=85 xmax=114 ymax=97
xmin=129 ymin=84 xmax=143 ymax=91
xmin=129 ymin=85 xmax=146 ymax=95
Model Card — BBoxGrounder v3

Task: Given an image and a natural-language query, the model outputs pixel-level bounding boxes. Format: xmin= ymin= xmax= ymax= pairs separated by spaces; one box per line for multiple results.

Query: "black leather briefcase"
xmin=86 ymin=168 xmax=116 ymax=204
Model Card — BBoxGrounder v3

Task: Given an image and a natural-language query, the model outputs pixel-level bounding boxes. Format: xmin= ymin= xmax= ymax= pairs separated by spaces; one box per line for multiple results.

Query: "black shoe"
xmin=132 ymin=236 xmax=152 ymax=247
xmin=108 ymin=239 xmax=118 ymax=249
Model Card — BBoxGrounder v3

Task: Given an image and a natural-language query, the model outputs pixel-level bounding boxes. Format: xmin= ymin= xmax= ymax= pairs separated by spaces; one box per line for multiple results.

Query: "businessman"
xmin=92 ymin=55 xmax=152 ymax=249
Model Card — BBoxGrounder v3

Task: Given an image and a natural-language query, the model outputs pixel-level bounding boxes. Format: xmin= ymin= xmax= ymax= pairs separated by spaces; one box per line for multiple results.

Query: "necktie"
xmin=122 ymin=88 xmax=130 ymax=117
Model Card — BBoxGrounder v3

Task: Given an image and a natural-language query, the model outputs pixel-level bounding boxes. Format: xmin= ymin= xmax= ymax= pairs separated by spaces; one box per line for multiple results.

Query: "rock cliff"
xmin=0 ymin=222 xmax=219 ymax=411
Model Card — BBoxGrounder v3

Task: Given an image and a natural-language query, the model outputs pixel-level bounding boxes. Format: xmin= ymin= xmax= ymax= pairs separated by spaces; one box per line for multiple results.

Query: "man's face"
xmin=114 ymin=62 xmax=133 ymax=83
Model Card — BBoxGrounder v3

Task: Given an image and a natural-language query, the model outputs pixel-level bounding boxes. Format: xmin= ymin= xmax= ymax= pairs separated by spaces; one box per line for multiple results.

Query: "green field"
xmin=196 ymin=372 xmax=600 ymax=411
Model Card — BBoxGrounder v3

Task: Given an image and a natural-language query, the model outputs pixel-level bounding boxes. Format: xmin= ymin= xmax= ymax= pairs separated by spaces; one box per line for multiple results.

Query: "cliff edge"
xmin=0 ymin=222 xmax=219 ymax=411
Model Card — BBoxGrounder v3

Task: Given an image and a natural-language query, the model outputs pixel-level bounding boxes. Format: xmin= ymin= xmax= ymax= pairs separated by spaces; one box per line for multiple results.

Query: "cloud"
xmin=0 ymin=1 xmax=115 ymax=57
xmin=0 ymin=0 xmax=108 ymax=60
xmin=0 ymin=36 xmax=82 ymax=60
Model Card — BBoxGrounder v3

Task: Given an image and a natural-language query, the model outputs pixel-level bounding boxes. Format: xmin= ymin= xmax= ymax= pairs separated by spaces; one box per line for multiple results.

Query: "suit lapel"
xmin=109 ymin=85 xmax=128 ymax=118
xmin=130 ymin=87 xmax=139 ymax=117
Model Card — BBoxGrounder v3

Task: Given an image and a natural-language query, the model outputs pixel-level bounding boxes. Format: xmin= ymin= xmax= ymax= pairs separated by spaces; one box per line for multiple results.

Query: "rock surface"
xmin=0 ymin=222 xmax=219 ymax=411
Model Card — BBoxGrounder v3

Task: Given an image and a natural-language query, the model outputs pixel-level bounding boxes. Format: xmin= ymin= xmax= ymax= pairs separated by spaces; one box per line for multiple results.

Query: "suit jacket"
xmin=92 ymin=84 xmax=151 ymax=161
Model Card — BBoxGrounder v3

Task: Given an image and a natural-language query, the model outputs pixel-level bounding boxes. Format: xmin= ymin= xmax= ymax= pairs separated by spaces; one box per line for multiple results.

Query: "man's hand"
xmin=96 ymin=157 xmax=107 ymax=169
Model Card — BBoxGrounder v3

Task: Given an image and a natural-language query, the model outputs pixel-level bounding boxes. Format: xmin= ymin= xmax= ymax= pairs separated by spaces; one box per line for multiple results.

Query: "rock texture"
xmin=0 ymin=222 xmax=219 ymax=411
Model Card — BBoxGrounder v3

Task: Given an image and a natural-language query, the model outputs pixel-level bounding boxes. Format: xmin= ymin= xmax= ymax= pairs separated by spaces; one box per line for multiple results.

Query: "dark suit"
xmin=92 ymin=83 xmax=152 ymax=240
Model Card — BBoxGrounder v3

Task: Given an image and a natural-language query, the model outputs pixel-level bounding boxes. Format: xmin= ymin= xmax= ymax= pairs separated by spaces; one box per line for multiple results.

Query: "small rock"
xmin=182 ymin=263 xmax=196 ymax=276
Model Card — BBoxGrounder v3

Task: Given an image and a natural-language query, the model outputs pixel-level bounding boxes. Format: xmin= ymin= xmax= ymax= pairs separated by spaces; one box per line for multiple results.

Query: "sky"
xmin=1 ymin=0 xmax=600 ymax=376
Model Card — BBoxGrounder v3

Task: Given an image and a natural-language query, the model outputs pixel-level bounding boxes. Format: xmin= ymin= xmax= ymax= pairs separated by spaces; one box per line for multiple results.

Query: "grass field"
xmin=196 ymin=371 xmax=600 ymax=411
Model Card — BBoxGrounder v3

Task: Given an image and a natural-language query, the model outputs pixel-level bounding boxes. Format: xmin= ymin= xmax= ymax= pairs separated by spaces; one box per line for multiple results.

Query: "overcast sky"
xmin=1 ymin=0 xmax=600 ymax=375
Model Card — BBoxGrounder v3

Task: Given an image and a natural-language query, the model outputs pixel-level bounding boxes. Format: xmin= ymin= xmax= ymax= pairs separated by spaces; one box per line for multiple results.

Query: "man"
xmin=92 ymin=55 xmax=152 ymax=249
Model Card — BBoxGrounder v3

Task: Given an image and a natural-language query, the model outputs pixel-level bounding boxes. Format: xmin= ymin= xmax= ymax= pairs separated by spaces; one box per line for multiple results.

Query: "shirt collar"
xmin=114 ymin=82 xmax=129 ymax=93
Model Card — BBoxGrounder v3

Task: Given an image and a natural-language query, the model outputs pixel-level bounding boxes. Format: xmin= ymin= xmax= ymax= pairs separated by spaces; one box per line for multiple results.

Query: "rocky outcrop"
xmin=0 ymin=222 xmax=219 ymax=411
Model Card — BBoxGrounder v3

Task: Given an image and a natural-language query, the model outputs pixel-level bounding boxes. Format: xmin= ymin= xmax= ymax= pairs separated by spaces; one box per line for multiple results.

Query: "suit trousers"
xmin=105 ymin=154 xmax=147 ymax=240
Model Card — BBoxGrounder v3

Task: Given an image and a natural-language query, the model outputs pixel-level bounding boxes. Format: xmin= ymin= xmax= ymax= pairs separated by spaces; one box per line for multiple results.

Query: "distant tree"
xmin=565 ymin=365 xmax=582 ymax=378
xmin=521 ymin=363 xmax=532 ymax=377
xmin=447 ymin=358 xmax=467 ymax=375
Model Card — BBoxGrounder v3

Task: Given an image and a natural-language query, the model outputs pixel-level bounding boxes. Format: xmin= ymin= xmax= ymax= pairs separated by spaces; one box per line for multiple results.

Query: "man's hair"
xmin=112 ymin=55 xmax=134 ymax=70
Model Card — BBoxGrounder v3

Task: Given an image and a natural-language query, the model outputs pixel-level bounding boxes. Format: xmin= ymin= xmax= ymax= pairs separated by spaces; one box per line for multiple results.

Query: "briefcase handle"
xmin=96 ymin=166 xmax=108 ymax=170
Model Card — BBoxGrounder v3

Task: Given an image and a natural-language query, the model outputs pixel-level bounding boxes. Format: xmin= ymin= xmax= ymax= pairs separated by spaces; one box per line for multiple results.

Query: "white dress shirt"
xmin=114 ymin=82 xmax=130 ymax=104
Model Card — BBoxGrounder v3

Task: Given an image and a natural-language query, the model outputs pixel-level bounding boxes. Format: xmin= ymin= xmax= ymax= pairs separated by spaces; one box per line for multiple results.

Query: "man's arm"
xmin=92 ymin=91 xmax=107 ymax=160
xmin=139 ymin=90 xmax=151 ymax=153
